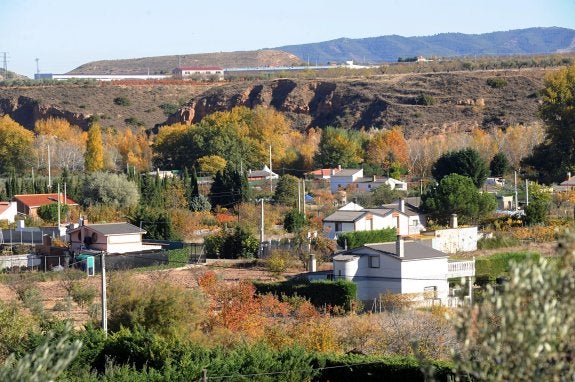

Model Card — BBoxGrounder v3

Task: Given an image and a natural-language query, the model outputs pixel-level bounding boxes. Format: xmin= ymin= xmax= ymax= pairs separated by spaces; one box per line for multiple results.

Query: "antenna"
xmin=35 ymin=58 xmax=40 ymax=74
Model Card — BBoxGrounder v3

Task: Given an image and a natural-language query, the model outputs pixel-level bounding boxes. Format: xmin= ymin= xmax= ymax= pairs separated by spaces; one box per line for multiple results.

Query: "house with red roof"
xmin=13 ymin=194 xmax=79 ymax=218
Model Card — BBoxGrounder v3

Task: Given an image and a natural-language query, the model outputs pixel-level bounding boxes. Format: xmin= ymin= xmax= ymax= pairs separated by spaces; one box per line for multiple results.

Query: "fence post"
xmin=202 ymin=369 xmax=208 ymax=382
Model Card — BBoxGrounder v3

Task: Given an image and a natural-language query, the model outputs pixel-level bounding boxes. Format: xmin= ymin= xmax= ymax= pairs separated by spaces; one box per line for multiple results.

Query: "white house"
xmin=333 ymin=236 xmax=475 ymax=304
xmin=330 ymin=168 xmax=364 ymax=193
xmin=323 ymin=205 xmax=413 ymax=238
xmin=68 ymin=222 xmax=161 ymax=254
xmin=329 ymin=167 xmax=407 ymax=193
xmin=0 ymin=201 xmax=17 ymax=223
xmin=247 ymin=165 xmax=279 ymax=181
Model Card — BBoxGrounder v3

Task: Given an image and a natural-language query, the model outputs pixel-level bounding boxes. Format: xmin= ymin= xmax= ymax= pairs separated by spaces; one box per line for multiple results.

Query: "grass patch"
xmin=475 ymin=251 xmax=539 ymax=285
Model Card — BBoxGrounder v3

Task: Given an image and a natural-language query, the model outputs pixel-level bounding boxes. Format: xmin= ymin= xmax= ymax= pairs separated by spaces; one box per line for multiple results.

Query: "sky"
xmin=1 ymin=0 xmax=574 ymax=78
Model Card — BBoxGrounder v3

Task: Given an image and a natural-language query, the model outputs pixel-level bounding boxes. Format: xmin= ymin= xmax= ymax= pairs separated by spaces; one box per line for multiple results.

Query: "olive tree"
xmin=80 ymin=172 xmax=140 ymax=208
xmin=451 ymin=231 xmax=575 ymax=381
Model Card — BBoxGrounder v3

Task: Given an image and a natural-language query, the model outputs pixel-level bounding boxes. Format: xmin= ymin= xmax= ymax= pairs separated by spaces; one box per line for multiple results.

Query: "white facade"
xmin=0 ymin=202 xmax=17 ymax=223
xmin=430 ymin=226 xmax=478 ymax=254
xmin=330 ymin=168 xmax=364 ymax=193
xmin=323 ymin=208 xmax=411 ymax=239
xmin=173 ymin=67 xmax=224 ymax=80
xmin=333 ymin=239 xmax=474 ymax=303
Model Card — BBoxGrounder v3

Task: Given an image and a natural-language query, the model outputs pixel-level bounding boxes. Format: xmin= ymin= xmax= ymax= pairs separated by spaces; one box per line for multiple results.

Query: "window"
xmin=412 ymin=219 xmax=419 ymax=226
xmin=369 ymin=255 xmax=380 ymax=268
xmin=335 ymin=222 xmax=342 ymax=232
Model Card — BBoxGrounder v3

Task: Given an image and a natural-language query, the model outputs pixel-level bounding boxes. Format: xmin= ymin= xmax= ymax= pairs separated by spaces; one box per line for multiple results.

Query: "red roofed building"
xmin=172 ymin=67 xmax=224 ymax=80
xmin=13 ymin=194 xmax=79 ymax=218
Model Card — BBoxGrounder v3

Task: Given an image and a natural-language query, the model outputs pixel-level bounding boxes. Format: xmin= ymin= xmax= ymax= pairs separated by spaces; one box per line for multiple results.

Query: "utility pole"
xmin=525 ymin=179 xmax=529 ymax=206
xmin=47 ymin=144 xmax=52 ymax=191
xmin=297 ymin=179 xmax=301 ymax=212
xmin=269 ymin=144 xmax=273 ymax=193
xmin=259 ymin=199 xmax=265 ymax=258
xmin=514 ymin=170 xmax=518 ymax=210
xmin=101 ymin=251 xmax=108 ymax=335
xmin=302 ymin=178 xmax=306 ymax=215
xmin=57 ymin=183 xmax=61 ymax=229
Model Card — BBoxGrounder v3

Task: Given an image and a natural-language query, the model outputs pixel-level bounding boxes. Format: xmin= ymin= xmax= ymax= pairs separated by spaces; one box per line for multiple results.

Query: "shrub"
xmin=486 ymin=77 xmax=508 ymax=88
xmin=254 ymin=278 xmax=357 ymax=312
xmin=70 ymin=283 xmax=97 ymax=308
xmin=415 ymin=94 xmax=435 ymax=105
xmin=283 ymin=209 xmax=307 ymax=233
xmin=113 ymin=96 xmax=130 ymax=106
xmin=475 ymin=251 xmax=539 ymax=282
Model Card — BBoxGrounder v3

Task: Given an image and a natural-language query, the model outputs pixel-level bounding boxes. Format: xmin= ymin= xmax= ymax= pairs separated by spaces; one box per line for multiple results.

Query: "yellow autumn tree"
xmin=111 ymin=128 xmax=153 ymax=172
xmin=0 ymin=115 xmax=35 ymax=173
xmin=85 ymin=123 xmax=104 ymax=172
xmin=197 ymin=155 xmax=227 ymax=175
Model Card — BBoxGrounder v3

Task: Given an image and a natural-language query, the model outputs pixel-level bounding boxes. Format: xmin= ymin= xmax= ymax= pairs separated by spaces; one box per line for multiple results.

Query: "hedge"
xmin=314 ymin=353 xmax=455 ymax=382
xmin=337 ymin=228 xmax=396 ymax=249
xmin=254 ymin=278 xmax=357 ymax=311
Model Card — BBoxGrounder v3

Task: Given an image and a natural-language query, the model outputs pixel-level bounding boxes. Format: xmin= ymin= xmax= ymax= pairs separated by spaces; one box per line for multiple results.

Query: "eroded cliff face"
xmin=0 ymin=96 xmax=89 ymax=130
xmin=166 ymin=70 xmax=546 ymax=137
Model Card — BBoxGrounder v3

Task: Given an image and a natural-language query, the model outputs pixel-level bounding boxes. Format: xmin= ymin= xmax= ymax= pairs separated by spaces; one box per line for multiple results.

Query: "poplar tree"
xmin=84 ymin=123 xmax=104 ymax=172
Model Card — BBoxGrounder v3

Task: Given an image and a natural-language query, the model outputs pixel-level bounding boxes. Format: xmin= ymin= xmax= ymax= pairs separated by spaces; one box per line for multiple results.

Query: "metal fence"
xmin=0 ymin=228 xmax=61 ymax=245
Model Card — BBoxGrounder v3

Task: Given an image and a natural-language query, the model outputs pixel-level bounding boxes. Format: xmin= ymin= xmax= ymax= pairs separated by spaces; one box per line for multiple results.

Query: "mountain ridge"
xmin=62 ymin=27 xmax=575 ymax=75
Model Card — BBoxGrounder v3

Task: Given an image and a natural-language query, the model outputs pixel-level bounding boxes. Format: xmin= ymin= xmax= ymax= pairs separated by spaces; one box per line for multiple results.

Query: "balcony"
xmin=448 ymin=259 xmax=475 ymax=278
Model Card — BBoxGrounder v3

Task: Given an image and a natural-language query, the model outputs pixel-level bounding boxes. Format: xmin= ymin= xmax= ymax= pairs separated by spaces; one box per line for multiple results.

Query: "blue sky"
xmin=1 ymin=0 xmax=574 ymax=77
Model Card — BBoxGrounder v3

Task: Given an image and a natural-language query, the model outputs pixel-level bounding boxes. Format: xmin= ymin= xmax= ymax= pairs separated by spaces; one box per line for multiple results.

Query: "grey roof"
xmin=323 ymin=208 xmax=394 ymax=222
xmin=323 ymin=210 xmax=365 ymax=222
xmin=348 ymin=241 xmax=447 ymax=261
xmin=332 ymin=169 xmax=362 ymax=177
xmin=76 ymin=223 xmax=145 ymax=236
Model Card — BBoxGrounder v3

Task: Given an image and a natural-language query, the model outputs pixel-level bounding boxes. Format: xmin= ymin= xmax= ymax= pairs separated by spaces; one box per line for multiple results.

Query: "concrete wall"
xmin=431 ymin=227 xmax=478 ymax=254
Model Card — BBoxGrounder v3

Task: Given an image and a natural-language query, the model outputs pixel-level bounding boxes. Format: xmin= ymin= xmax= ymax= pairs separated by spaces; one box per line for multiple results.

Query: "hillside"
xmin=0 ymin=68 xmax=551 ymax=136
xmin=67 ymin=50 xmax=303 ymax=75
xmin=275 ymin=27 xmax=575 ymax=64
xmin=165 ymin=68 xmax=549 ymax=136
xmin=0 ymin=81 xmax=220 ymax=131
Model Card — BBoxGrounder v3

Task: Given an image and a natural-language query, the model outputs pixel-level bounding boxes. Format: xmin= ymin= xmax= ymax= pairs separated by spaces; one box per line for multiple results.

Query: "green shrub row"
xmin=254 ymin=278 xmax=357 ymax=311
xmin=477 ymin=235 xmax=520 ymax=250
xmin=337 ymin=228 xmax=396 ymax=249
xmin=36 ymin=326 xmax=455 ymax=381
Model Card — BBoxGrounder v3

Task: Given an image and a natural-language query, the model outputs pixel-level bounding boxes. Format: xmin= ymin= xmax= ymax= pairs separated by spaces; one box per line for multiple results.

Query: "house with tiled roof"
xmin=13 ymin=194 xmax=79 ymax=218
xmin=333 ymin=236 xmax=475 ymax=304
xmin=68 ymin=221 xmax=161 ymax=254
xmin=247 ymin=165 xmax=279 ymax=181
xmin=0 ymin=201 xmax=17 ymax=223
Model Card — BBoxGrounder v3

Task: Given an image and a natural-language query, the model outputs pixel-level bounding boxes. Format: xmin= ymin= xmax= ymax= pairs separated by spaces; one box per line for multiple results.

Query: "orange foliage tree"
xmin=366 ymin=128 xmax=409 ymax=175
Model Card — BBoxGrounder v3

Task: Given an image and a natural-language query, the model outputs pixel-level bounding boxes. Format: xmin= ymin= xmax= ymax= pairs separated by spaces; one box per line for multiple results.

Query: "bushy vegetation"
xmin=486 ymin=77 xmax=508 ymax=88
xmin=254 ymin=278 xmax=357 ymax=312
xmin=336 ymin=228 xmax=397 ymax=249
xmin=474 ymin=251 xmax=540 ymax=285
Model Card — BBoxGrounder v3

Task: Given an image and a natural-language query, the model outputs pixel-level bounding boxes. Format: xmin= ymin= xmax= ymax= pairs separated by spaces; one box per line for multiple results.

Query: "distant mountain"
xmin=274 ymin=27 xmax=575 ymax=64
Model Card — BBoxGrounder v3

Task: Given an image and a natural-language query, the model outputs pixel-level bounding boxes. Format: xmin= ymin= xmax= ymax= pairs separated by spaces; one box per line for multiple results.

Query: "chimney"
xmin=308 ymin=254 xmax=317 ymax=272
xmin=396 ymin=235 xmax=404 ymax=258
xmin=331 ymin=168 xmax=336 ymax=176
xmin=79 ymin=216 xmax=84 ymax=226
xmin=399 ymin=198 xmax=405 ymax=213
xmin=337 ymin=164 xmax=341 ymax=171
xmin=450 ymin=214 xmax=458 ymax=229
xmin=372 ymin=175 xmax=376 ymax=182
xmin=568 ymin=172 xmax=572 ymax=180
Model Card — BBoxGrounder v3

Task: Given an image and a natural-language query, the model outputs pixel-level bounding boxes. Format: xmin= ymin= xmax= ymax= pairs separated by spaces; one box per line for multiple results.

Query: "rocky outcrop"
xmin=165 ymin=69 xmax=547 ymax=136
xmin=0 ymin=96 xmax=90 ymax=130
